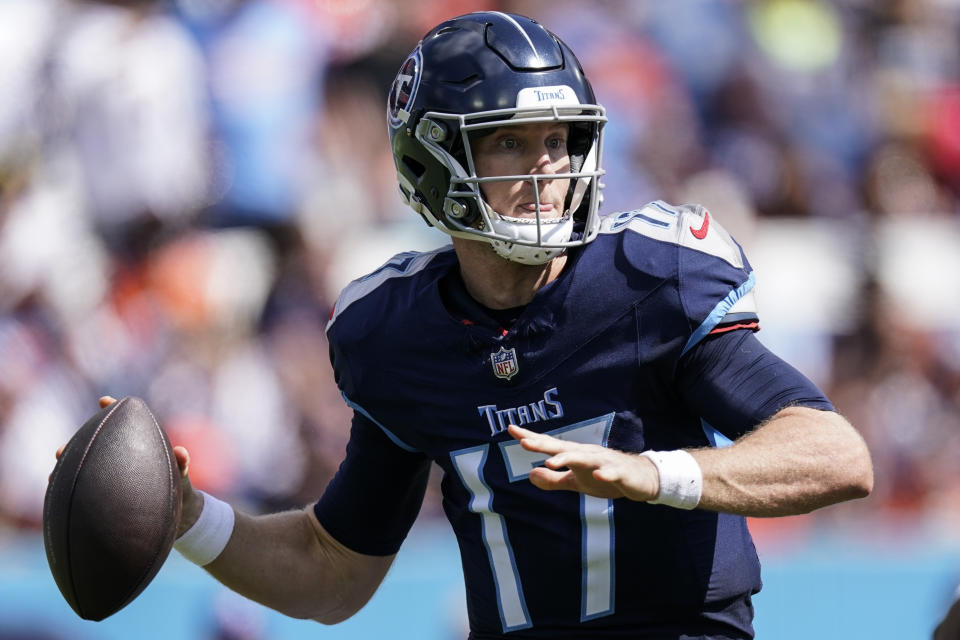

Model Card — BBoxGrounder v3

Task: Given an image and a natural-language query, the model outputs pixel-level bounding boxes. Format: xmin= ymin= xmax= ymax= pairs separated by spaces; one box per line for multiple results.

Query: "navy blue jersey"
xmin=316 ymin=202 xmax=833 ymax=639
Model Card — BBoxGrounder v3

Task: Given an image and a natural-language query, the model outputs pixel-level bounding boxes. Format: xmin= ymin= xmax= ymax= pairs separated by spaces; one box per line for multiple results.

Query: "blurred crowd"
xmin=1 ymin=0 xmax=960 ymax=546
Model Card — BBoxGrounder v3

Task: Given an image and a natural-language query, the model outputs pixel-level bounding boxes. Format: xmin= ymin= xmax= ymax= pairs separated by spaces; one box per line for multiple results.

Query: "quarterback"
xmin=154 ymin=12 xmax=872 ymax=639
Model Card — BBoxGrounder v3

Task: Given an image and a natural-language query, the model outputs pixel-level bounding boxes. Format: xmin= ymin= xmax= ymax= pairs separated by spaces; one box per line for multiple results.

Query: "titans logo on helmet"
xmin=387 ymin=47 xmax=422 ymax=129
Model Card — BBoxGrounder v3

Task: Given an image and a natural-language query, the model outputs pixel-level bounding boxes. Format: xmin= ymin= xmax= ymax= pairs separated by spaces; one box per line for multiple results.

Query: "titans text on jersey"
xmin=315 ymin=202 xmax=834 ymax=639
xmin=478 ymin=387 xmax=564 ymax=436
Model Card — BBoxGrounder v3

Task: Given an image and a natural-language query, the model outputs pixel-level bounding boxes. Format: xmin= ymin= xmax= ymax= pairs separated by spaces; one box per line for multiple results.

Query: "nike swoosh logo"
xmin=690 ymin=211 xmax=710 ymax=239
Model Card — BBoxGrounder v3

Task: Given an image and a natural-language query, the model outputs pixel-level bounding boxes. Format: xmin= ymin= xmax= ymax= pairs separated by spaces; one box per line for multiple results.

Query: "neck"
xmin=452 ymin=237 xmax=567 ymax=309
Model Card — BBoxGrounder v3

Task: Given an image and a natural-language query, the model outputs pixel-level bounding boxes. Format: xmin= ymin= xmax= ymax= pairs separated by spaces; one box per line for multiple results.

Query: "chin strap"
xmin=482 ymin=199 xmax=574 ymax=265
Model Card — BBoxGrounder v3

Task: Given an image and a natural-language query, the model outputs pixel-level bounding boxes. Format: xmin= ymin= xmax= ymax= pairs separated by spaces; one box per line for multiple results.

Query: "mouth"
xmin=520 ymin=202 xmax=554 ymax=212
xmin=511 ymin=201 xmax=564 ymax=218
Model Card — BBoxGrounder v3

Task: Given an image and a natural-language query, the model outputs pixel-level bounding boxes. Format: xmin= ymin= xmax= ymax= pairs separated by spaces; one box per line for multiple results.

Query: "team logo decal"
xmin=387 ymin=46 xmax=422 ymax=129
xmin=490 ymin=346 xmax=519 ymax=381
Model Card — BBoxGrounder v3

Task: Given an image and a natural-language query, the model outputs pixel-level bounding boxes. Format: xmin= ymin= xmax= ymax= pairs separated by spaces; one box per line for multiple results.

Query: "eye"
xmin=498 ymin=136 xmax=520 ymax=151
xmin=546 ymin=132 xmax=568 ymax=150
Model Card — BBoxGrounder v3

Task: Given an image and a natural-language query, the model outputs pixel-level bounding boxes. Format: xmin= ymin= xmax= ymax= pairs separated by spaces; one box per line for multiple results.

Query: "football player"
xmin=158 ymin=12 xmax=872 ymax=639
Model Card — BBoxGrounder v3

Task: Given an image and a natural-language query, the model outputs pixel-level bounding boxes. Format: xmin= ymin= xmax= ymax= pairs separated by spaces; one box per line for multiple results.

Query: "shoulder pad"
xmin=600 ymin=201 xmax=745 ymax=269
xmin=327 ymin=247 xmax=450 ymax=331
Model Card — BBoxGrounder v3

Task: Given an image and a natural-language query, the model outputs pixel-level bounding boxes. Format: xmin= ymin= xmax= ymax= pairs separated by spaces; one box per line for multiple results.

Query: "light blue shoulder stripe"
xmin=701 ymin=419 xmax=734 ymax=448
xmin=342 ymin=392 xmax=419 ymax=453
xmin=649 ymin=200 xmax=681 ymax=216
xmin=680 ymin=271 xmax=757 ymax=357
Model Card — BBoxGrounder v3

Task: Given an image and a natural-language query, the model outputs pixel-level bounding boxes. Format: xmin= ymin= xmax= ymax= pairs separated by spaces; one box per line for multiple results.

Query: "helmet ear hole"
xmin=402 ymin=155 xmax=427 ymax=180
xmin=401 ymin=155 xmax=432 ymax=202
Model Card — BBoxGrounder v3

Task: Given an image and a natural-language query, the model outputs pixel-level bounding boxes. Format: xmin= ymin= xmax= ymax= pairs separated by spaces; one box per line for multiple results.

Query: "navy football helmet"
xmin=387 ymin=12 xmax=607 ymax=264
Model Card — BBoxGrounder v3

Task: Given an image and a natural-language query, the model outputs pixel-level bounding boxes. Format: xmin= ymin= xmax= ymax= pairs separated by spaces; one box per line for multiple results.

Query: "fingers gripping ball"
xmin=43 ymin=397 xmax=182 ymax=621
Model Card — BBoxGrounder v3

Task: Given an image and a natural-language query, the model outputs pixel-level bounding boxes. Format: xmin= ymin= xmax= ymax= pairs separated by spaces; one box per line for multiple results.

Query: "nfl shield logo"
xmin=490 ymin=346 xmax=519 ymax=380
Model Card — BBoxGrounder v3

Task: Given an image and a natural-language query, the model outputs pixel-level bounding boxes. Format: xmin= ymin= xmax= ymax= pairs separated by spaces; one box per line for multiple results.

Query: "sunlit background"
xmin=1 ymin=0 xmax=960 ymax=638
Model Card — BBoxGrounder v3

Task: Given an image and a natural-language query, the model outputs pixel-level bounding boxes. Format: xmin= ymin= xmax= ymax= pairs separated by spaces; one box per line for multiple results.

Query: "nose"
xmin=531 ymin=151 xmax=552 ymax=175
xmin=529 ymin=144 xmax=566 ymax=176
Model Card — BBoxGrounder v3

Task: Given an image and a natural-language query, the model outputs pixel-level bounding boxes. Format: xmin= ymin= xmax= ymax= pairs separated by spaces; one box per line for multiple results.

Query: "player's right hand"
xmin=508 ymin=424 xmax=661 ymax=501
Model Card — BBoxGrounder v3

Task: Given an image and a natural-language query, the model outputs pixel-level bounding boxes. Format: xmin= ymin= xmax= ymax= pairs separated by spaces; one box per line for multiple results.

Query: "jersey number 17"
xmin=450 ymin=413 xmax=616 ymax=633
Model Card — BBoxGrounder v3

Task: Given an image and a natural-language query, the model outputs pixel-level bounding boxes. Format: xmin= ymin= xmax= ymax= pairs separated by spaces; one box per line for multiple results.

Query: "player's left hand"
xmin=508 ymin=425 xmax=660 ymax=501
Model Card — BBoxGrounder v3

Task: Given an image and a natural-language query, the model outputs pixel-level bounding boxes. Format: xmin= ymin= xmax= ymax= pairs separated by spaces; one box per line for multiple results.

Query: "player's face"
xmin=472 ymin=122 xmax=571 ymax=220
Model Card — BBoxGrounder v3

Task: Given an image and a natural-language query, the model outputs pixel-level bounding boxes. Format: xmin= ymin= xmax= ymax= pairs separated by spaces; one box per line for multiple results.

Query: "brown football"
xmin=43 ymin=396 xmax=182 ymax=621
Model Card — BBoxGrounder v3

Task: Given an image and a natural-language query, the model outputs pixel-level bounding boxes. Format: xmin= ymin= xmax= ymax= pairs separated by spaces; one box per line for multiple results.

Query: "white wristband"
xmin=640 ymin=449 xmax=703 ymax=510
xmin=174 ymin=491 xmax=235 ymax=566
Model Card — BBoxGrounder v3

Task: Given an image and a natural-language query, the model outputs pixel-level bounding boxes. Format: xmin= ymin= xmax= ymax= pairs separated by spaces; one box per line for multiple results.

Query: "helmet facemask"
xmin=413 ymin=104 xmax=606 ymax=265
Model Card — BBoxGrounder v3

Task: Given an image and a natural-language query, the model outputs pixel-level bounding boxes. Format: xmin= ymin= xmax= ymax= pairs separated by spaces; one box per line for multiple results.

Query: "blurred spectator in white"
xmin=59 ymin=0 xmax=211 ymax=242
xmin=1 ymin=0 xmax=211 ymax=246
